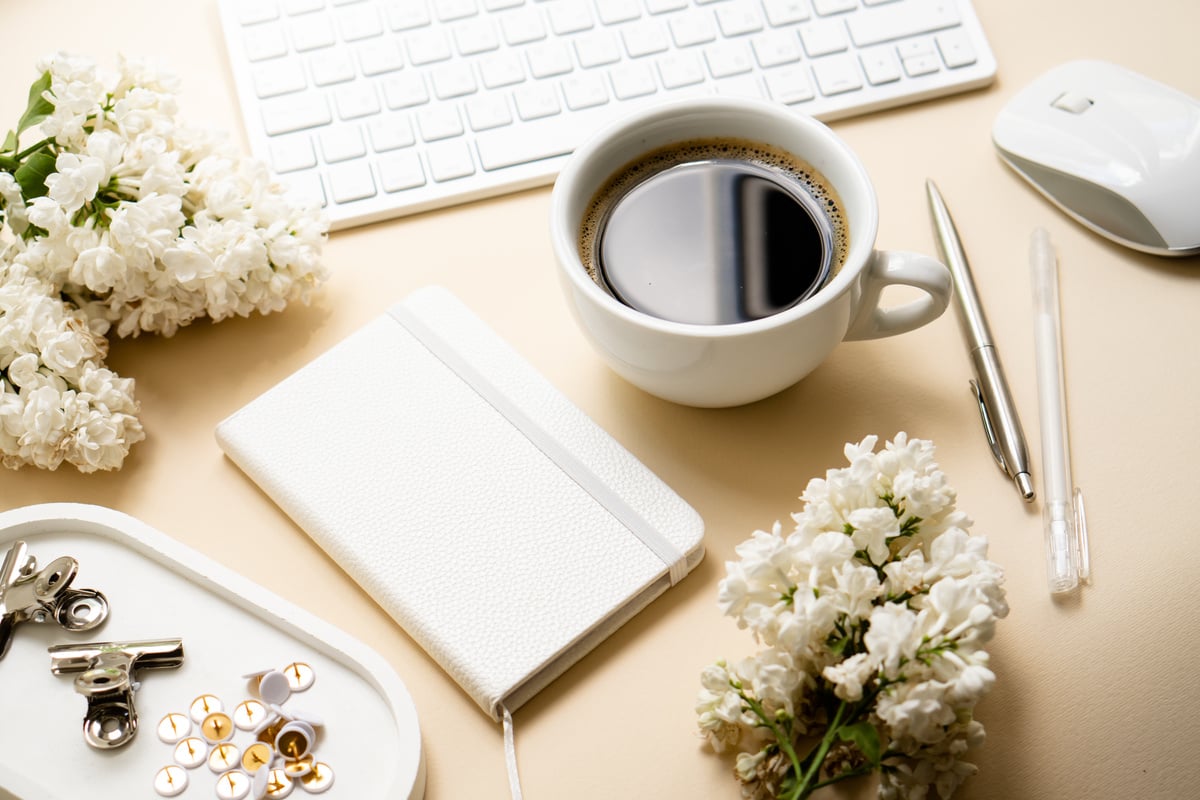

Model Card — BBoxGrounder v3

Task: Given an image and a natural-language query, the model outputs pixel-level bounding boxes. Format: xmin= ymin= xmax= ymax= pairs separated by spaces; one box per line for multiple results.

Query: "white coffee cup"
xmin=550 ymin=97 xmax=952 ymax=408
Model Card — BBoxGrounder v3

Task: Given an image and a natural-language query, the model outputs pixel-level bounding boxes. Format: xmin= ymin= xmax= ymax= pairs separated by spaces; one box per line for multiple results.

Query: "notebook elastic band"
xmin=390 ymin=305 xmax=688 ymax=585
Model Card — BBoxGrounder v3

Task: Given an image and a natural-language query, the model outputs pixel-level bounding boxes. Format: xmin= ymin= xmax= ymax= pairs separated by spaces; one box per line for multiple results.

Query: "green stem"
xmin=782 ymin=701 xmax=849 ymax=800
xmin=809 ymin=764 xmax=876 ymax=792
xmin=15 ymin=136 xmax=54 ymax=160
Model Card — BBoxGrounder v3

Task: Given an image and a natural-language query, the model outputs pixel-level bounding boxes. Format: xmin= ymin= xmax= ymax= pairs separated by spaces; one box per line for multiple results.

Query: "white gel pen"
xmin=1030 ymin=228 xmax=1090 ymax=594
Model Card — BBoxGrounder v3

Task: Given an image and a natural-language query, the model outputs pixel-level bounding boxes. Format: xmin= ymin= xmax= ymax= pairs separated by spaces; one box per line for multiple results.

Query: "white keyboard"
xmin=219 ymin=0 xmax=996 ymax=229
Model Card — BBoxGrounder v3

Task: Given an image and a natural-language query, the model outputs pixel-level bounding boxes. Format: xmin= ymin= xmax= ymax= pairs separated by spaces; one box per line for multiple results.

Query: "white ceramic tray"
xmin=0 ymin=503 xmax=425 ymax=800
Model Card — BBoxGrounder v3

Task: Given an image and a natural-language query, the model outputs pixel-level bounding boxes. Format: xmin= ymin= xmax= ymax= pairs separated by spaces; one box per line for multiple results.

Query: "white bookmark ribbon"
xmin=502 ymin=704 xmax=524 ymax=800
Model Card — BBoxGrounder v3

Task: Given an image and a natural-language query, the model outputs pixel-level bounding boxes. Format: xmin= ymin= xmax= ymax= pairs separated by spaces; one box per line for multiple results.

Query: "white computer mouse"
xmin=992 ymin=59 xmax=1200 ymax=257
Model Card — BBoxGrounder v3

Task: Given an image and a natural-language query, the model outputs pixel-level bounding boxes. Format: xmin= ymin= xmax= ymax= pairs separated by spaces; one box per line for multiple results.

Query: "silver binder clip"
xmin=49 ymin=638 xmax=185 ymax=749
xmin=0 ymin=540 xmax=110 ymax=659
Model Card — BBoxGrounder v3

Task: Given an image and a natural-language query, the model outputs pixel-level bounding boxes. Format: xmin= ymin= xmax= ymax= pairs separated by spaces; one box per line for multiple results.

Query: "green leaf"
xmin=2 ymin=129 xmax=16 ymax=154
xmin=14 ymin=149 xmax=56 ymax=199
xmin=17 ymin=72 xmax=54 ymax=135
xmin=836 ymin=721 xmax=881 ymax=765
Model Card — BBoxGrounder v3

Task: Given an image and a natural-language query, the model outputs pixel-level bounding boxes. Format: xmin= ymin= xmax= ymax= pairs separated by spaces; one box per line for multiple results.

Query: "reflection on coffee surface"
xmin=579 ymin=137 xmax=849 ymax=325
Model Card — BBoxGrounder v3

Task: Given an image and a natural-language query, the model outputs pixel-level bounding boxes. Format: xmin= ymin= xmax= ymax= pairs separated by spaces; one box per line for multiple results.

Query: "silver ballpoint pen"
xmin=925 ymin=179 xmax=1036 ymax=502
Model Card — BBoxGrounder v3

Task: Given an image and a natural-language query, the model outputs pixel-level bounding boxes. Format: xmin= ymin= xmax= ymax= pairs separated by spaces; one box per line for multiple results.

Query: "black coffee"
xmin=578 ymin=138 xmax=849 ymax=325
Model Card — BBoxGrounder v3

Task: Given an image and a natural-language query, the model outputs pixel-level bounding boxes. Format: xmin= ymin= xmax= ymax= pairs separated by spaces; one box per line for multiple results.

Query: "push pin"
xmin=49 ymin=638 xmax=185 ymax=749
xmin=0 ymin=540 xmax=109 ymax=659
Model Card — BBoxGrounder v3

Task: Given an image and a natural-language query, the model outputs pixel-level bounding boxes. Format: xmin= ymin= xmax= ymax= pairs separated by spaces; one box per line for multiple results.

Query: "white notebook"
xmin=216 ymin=286 xmax=705 ymax=722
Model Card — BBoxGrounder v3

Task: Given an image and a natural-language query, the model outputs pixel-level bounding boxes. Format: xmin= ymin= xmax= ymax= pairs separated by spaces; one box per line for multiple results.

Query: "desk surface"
xmin=2 ymin=2 xmax=1197 ymax=798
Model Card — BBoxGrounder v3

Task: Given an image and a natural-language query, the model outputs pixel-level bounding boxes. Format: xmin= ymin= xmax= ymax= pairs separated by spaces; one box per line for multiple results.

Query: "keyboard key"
xmin=751 ymin=32 xmax=803 ymax=67
xmin=465 ymin=94 xmax=514 ymax=129
xmin=859 ymin=46 xmax=901 ymax=84
xmin=813 ymin=0 xmax=857 ymax=15
xmin=269 ymin=134 xmax=318 ymax=172
xmin=243 ymin=24 xmax=289 ymax=62
xmin=432 ymin=63 xmax=479 ymax=98
xmin=669 ymin=15 xmax=717 ymax=47
xmin=435 ymin=0 xmax=478 ymax=21
xmin=595 ymin=0 xmax=641 ymax=25
xmin=284 ymin=0 xmax=326 ymax=13
xmin=562 ymin=73 xmax=610 ymax=109
xmin=513 ymin=83 xmax=562 ymax=120
xmin=357 ymin=39 xmax=405 ymax=74
xmin=902 ymin=54 xmax=940 ymax=77
xmin=574 ymin=31 xmax=622 ymax=67
xmin=378 ymin=150 xmax=426 ymax=190
xmin=280 ymin=171 xmax=326 ymax=208
xmin=761 ymin=0 xmax=811 ymax=27
xmin=764 ymin=65 xmax=815 ymax=104
xmin=291 ymin=16 xmax=338 ymax=50
xmin=336 ymin=83 xmax=383 ymax=118
xmin=705 ymin=42 xmax=754 ymax=79
xmin=240 ymin=0 xmax=281 ymax=25
xmin=311 ymin=50 xmax=357 ymax=85
xmin=548 ymin=1 xmax=594 ymax=34
xmin=407 ymin=30 xmax=454 ymax=63
xmin=479 ymin=52 xmax=528 ymax=87
xmin=453 ymin=18 xmax=501 ymax=54
xmin=800 ymin=21 xmax=848 ymax=56
xmin=610 ymin=62 xmax=657 ymax=99
xmin=656 ymin=52 xmax=705 ymax=89
xmin=427 ymin=140 xmax=476 ymax=181
xmin=812 ymin=53 xmax=864 ymax=95
xmin=384 ymin=0 xmax=432 ymax=30
xmin=320 ymin=125 xmax=368 ymax=161
xmin=501 ymin=9 xmax=547 ymax=44
xmin=261 ymin=91 xmax=333 ymax=134
xmin=715 ymin=74 xmax=764 ymax=99
xmin=716 ymin=6 xmax=764 ymax=37
xmin=526 ymin=42 xmax=575 ymax=78
xmin=645 ymin=0 xmax=688 ymax=12
xmin=338 ymin=4 xmax=385 ymax=39
xmin=416 ymin=105 xmax=465 ymax=140
xmin=368 ymin=114 xmax=417 ymax=150
xmin=935 ymin=29 xmax=977 ymax=68
xmin=622 ymin=22 xmax=670 ymax=58
xmin=253 ymin=61 xmax=308 ymax=98
xmin=383 ymin=73 xmax=430 ymax=107
xmin=847 ymin=0 xmax=961 ymax=46
xmin=328 ymin=160 xmax=377 ymax=202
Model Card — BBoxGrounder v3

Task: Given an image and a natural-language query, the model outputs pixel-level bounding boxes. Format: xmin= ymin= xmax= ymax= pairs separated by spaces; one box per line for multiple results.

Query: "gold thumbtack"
xmin=208 ymin=742 xmax=241 ymax=773
xmin=215 ymin=769 xmax=251 ymax=800
xmin=233 ymin=699 xmax=266 ymax=731
xmin=189 ymin=693 xmax=223 ymax=723
xmin=280 ymin=662 xmax=315 ymax=692
xmin=282 ymin=755 xmax=313 ymax=779
xmin=242 ymin=741 xmax=274 ymax=774
xmin=201 ymin=711 xmax=235 ymax=744
xmin=173 ymin=737 xmax=207 ymax=769
xmin=153 ymin=765 xmax=189 ymax=797
xmin=274 ymin=723 xmax=312 ymax=760
xmin=264 ymin=768 xmax=294 ymax=799
xmin=157 ymin=712 xmax=192 ymax=744
xmin=299 ymin=763 xmax=334 ymax=794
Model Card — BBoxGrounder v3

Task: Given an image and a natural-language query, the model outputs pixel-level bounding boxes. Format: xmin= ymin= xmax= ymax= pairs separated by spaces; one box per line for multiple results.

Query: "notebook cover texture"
xmin=215 ymin=286 xmax=705 ymax=720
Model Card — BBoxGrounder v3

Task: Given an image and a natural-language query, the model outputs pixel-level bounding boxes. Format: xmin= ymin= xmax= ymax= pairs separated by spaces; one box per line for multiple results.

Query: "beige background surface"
xmin=2 ymin=1 xmax=1198 ymax=798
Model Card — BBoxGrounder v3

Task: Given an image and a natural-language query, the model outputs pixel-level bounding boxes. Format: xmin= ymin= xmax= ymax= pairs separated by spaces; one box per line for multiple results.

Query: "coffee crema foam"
xmin=578 ymin=136 xmax=851 ymax=284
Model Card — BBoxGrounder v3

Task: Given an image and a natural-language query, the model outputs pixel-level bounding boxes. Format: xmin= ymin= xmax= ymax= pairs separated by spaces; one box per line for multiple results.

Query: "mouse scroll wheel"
xmin=1051 ymin=91 xmax=1095 ymax=114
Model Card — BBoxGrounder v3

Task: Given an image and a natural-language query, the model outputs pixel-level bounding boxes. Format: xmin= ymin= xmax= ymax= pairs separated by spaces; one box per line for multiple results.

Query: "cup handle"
xmin=844 ymin=250 xmax=952 ymax=341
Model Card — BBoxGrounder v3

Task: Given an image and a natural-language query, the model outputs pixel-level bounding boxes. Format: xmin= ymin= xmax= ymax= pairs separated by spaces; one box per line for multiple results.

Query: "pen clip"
xmin=969 ymin=379 xmax=1008 ymax=474
xmin=1074 ymin=487 xmax=1091 ymax=583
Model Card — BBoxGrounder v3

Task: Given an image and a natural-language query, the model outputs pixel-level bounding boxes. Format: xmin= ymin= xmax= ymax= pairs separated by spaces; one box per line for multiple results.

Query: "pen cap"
xmin=1043 ymin=501 xmax=1080 ymax=594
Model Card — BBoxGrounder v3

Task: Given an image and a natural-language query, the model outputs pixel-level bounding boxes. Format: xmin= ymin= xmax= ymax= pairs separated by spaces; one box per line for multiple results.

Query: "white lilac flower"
xmin=0 ymin=52 xmax=327 ymax=471
xmin=697 ymin=435 xmax=1005 ymax=800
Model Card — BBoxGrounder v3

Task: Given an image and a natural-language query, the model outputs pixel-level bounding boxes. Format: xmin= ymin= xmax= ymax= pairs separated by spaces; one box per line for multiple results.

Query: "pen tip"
xmin=1016 ymin=472 xmax=1036 ymax=502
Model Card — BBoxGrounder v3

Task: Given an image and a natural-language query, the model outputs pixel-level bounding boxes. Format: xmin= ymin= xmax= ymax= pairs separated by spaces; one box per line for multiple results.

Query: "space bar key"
xmin=476 ymin=108 xmax=622 ymax=171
